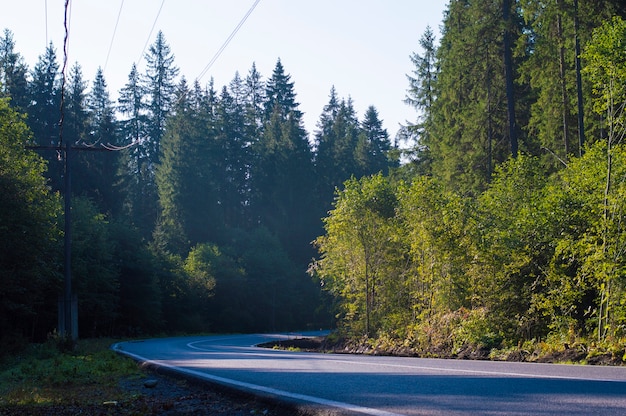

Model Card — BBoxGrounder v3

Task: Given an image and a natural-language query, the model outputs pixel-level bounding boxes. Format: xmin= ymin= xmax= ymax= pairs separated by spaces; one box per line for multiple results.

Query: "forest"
xmin=0 ymin=16 xmax=394 ymax=348
xmin=311 ymin=0 xmax=626 ymax=357
xmin=2 ymin=0 xmax=626 ymax=358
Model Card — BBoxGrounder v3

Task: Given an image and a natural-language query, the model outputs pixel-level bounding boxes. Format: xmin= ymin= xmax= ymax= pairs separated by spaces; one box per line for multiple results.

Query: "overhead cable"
xmin=196 ymin=0 xmax=261 ymax=82
xmin=136 ymin=0 xmax=165 ymax=67
xmin=58 ymin=0 xmax=71 ymax=149
xmin=104 ymin=0 xmax=125 ymax=72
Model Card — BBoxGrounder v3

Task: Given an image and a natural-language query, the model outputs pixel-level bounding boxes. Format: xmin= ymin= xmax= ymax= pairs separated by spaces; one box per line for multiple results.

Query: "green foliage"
xmin=428 ymin=0 xmax=519 ymax=194
xmin=313 ymin=174 xmax=401 ymax=337
xmin=0 ymin=338 xmax=140 ymax=406
xmin=582 ymin=16 xmax=626 ymax=123
xmin=472 ymin=154 xmax=552 ymax=340
xmin=4 ymin=1 xmax=626 ymax=347
xmin=0 ymin=98 xmax=60 ymax=342
xmin=314 ymin=142 xmax=626 ymax=354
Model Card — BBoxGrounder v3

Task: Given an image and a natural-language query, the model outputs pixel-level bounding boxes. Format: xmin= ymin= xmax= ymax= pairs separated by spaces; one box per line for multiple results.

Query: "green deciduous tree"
xmin=0 ymin=98 xmax=60 ymax=342
xmin=313 ymin=174 xmax=399 ymax=337
xmin=579 ymin=16 xmax=626 ymax=340
xmin=472 ymin=155 xmax=553 ymax=341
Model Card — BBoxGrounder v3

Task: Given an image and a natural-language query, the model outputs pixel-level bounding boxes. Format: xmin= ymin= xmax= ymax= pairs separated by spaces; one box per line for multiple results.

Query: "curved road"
xmin=113 ymin=333 xmax=626 ymax=415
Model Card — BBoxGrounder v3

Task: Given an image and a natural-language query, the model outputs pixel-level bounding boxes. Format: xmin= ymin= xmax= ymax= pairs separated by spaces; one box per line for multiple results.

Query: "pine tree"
xmin=64 ymin=63 xmax=91 ymax=199
xmin=314 ymin=90 xmax=362 ymax=211
xmin=139 ymin=31 xmax=179 ymax=239
xmin=28 ymin=43 xmax=60 ymax=146
xmin=155 ymin=78 xmax=221 ymax=253
xmin=218 ymin=77 xmax=251 ymax=229
xmin=519 ymin=0 xmax=580 ymax=167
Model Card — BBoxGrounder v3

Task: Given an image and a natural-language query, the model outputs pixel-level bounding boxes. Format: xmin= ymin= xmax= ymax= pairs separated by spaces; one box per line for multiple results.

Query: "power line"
xmin=44 ymin=0 xmax=48 ymax=47
xmin=136 ymin=0 xmax=166 ymax=67
xmin=58 ymin=0 xmax=71 ymax=148
xmin=104 ymin=0 xmax=125 ymax=72
xmin=196 ymin=0 xmax=261 ymax=83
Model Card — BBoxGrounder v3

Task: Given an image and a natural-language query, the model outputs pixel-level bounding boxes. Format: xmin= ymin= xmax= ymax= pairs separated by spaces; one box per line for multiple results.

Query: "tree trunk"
xmin=503 ymin=0 xmax=517 ymax=157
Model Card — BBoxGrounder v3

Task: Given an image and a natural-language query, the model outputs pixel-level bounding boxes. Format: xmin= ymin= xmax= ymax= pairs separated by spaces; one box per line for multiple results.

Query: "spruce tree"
xmin=252 ymin=59 xmax=315 ymax=264
xmin=143 ymin=31 xmax=179 ymax=164
xmin=404 ymin=25 xmax=438 ymax=173
xmin=28 ymin=43 xmax=62 ymax=189
xmin=356 ymin=105 xmax=394 ymax=177
xmin=0 ymin=29 xmax=29 ymax=111
xmin=244 ymin=62 xmax=265 ymax=139
xmin=430 ymin=0 xmax=522 ymax=195
xmin=85 ymin=68 xmax=119 ymax=213
xmin=155 ymin=78 xmax=221 ymax=253
xmin=263 ymin=58 xmax=301 ymax=121
xmin=117 ymin=63 xmax=151 ymax=235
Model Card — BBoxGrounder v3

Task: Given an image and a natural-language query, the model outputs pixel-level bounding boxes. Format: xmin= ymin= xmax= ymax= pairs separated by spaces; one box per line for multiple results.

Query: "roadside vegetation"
xmin=0 ymin=336 xmax=289 ymax=415
xmin=2 ymin=3 xmax=626 ymax=399
xmin=309 ymin=11 xmax=626 ymax=362
xmin=0 ymin=336 xmax=141 ymax=411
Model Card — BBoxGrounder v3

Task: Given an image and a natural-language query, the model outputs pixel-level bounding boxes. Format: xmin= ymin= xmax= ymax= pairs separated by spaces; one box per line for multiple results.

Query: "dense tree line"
xmin=5 ymin=0 xmax=626 ymax=359
xmin=313 ymin=1 xmax=626 ymax=355
xmin=0 ymin=28 xmax=396 ymax=346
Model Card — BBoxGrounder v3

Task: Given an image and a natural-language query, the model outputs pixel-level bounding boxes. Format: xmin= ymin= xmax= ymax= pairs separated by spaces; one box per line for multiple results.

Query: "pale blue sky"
xmin=2 ymin=1 xmax=447 ymax=139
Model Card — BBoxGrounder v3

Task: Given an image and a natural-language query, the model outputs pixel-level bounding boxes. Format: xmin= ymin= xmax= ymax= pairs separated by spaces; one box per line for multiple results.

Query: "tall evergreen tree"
xmin=0 ymin=29 xmax=29 ymax=111
xmin=315 ymin=95 xmax=360 ymax=202
xmin=28 ymin=43 xmax=60 ymax=146
xmin=84 ymin=68 xmax=119 ymax=213
xmin=263 ymin=58 xmax=301 ymax=121
xmin=64 ymin=63 xmax=93 ymax=202
xmin=28 ymin=43 xmax=62 ymax=189
xmin=135 ymin=31 xmax=179 ymax=238
xmin=117 ymin=63 xmax=151 ymax=235
xmin=251 ymin=59 xmax=315 ymax=264
xmin=155 ymin=78 xmax=220 ymax=253
xmin=519 ymin=0 xmax=581 ymax=167
xmin=355 ymin=105 xmax=394 ymax=177
xmin=218 ymin=78 xmax=251 ymax=230
xmin=243 ymin=62 xmax=265 ymax=139
xmin=430 ymin=0 xmax=522 ymax=194
xmin=519 ymin=0 xmax=626 ymax=166
xmin=144 ymin=31 xmax=179 ymax=164
xmin=404 ymin=25 xmax=438 ymax=172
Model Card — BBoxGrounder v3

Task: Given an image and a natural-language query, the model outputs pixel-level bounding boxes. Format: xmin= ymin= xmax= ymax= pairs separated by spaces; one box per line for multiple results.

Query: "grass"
xmin=0 ymin=337 xmax=142 ymax=408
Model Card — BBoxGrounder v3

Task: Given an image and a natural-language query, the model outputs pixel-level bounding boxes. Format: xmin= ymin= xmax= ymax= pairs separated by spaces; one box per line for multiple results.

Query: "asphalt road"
xmin=113 ymin=333 xmax=626 ymax=415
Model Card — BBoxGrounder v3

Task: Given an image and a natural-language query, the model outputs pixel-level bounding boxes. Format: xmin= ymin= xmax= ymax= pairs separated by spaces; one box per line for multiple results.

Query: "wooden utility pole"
xmin=61 ymin=141 xmax=76 ymax=340
xmin=29 ymin=143 xmax=111 ymax=341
